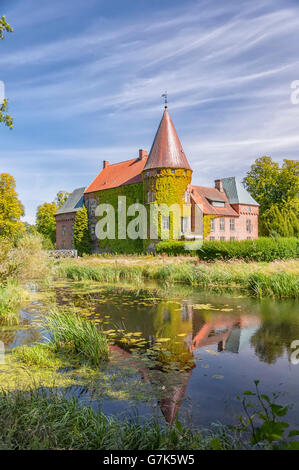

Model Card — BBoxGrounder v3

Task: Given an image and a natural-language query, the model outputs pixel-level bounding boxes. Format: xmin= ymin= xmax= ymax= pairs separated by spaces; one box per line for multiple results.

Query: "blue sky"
xmin=1 ymin=0 xmax=299 ymax=223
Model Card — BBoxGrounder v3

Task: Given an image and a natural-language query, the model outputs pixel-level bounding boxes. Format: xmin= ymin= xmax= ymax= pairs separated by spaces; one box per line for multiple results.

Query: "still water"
xmin=2 ymin=281 xmax=299 ymax=428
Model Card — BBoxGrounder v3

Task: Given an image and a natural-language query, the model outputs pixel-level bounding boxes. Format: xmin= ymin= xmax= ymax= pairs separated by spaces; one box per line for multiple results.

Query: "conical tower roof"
xmin=143 ymin=107 xmax=192 ymax=171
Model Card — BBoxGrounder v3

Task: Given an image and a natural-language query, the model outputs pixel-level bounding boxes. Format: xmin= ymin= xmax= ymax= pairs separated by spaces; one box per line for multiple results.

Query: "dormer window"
xmin=211 ymin=200 xmax=225 ymax=207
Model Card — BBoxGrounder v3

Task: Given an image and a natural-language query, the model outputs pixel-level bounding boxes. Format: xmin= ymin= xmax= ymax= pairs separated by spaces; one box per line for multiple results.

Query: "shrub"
xmin=156 ymin=240 xmax=196 ymax=256
xmin=197 ymin=237 xmax=298 ymax=262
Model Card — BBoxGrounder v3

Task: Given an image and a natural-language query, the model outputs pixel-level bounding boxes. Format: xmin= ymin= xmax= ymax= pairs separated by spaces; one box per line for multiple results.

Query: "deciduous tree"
xmin=243 ymin=157 xmax=299 ymax=236
xmin=0 ymin=173 xmax=24 ymax=238
xmin=36 ymin=202 xmax=57 ymax=244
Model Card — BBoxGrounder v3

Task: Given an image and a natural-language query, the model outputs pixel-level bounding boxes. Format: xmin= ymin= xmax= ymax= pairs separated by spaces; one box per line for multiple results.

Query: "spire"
xmin=143 ymin=107 xmax=192 ymax=171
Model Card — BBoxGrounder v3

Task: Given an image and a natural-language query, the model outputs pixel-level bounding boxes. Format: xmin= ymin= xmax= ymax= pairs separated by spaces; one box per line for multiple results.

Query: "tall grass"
xmin=0 ymin=389 xmax=247 ymax=450
xmin=58 ymin=261 xmax=299 ymax=299
xmin=0 ymin=280 xmax=28 ymax=324
xmin=46 ymin=309 xmax=109 ymax=366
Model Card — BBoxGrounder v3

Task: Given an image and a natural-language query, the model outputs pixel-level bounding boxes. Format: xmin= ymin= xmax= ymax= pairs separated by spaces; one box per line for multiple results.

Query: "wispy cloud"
xmin=0 ymin=0 xmax=298 ymax=223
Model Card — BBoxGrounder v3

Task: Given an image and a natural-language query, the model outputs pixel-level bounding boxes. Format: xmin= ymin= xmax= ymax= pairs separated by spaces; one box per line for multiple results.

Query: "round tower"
xmin=143 ymin=106 xmax=193 ymax=243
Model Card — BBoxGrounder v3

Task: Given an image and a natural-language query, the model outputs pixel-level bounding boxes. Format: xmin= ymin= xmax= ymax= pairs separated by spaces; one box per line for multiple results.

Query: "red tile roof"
xmin=84 ymin=156 xmax=148 ymax=194
xmin=191 ymin=185 xmax=238 ymax=216
xmin=144 ymin=107 xmax=192 ymax=171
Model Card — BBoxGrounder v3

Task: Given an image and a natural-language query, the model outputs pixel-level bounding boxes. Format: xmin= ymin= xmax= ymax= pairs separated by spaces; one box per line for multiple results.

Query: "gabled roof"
xmin=190 ymin=185 xmax=238 ymax=217
xmin=55 ymin=187 xmax=85 ymax=215
xmin=222 ymin=177 xmax=259 ymax=206
xmin=143 ymin=107 xmax=192 ymax=171
xmin=84 ymin=156 xmax=148 ymax=194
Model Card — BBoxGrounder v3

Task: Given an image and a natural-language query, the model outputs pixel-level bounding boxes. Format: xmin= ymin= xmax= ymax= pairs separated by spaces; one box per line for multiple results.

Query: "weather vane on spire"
xmin=161 ymin=91 xmax=168 ymax=108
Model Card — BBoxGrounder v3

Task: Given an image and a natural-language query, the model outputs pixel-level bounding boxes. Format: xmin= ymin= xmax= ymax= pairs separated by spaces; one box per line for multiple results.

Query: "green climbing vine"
xmin=95 ymin=183 xmax=144 ymax=253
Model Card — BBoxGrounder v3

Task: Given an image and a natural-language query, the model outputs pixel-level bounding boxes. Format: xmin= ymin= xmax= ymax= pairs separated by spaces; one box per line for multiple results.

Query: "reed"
xmin=46 ymin=309 xmax=109 ymax=366
xmin=58 ymin=260 xmax=299 ymax=299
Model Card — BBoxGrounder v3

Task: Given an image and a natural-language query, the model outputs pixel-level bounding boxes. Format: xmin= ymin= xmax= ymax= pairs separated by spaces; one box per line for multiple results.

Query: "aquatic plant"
xmin=46 ymin=308 xmax=109 ymax=366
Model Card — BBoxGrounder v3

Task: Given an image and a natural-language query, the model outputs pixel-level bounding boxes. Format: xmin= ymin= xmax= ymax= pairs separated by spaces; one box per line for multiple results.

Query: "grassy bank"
xmin=0 ymin=389 xmax=259 ymax=450
xmin=57 ymin=258 xmax=299 ymax=299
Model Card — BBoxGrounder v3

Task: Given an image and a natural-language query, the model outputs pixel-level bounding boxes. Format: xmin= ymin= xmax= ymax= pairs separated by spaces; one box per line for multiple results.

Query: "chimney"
xmin=103 ymin=160 xmax=110 ymax=169
xmin=139 ymin=149 xmax=148 ymax=160
xmin=215 ymin=179 xmax=223 ymax=192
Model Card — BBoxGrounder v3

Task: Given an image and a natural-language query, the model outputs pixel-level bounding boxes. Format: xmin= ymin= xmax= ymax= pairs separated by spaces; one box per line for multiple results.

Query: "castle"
xmin=55 ymin=105 xmax=259 ymax=252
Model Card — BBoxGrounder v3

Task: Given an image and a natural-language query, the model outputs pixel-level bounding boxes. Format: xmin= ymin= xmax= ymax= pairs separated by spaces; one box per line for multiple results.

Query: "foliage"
xmin=197 ymin=237 xmax=298 ymax=262
xmin=260 ymin=202 xmax=299 ymax=238
xmin=0 ymin=173 xmax=24 ymax=238
xmin=143 ymin=169 xmax=192 ymax=244
xmin=0 ymin=385 xmax=298 ymax=450
xmin=0 ymin=17 xmax=13 ymax=129
xmin=0 ymin=99 xmax=13 ymax=129
xmin=243 ymin=157 xmax=299 ymax=236
xmin=0 ymin=234 xmax=51 ymax=284
xmin=14 ymin=233 xmax=51 ymax=281
xmin=0 ymin=238 xmax=18 ymax=282
xmin=95 ymin=183 xmax=145 ymax=253
xmin=156 ymin=240 xmax=196 ymax=255
xmin=46 ymin=309 xmax=109 ymax=366
xmin=36 ymin=202 xmax=57 ymax=244
xmin=73 ymin=206 xmax=91 ymax=256
xmin=0 ymin=280 xmax=28 ymax=324
xmin=0 ymin=16 xmax=13 ymax=39
xmin=55 ymin=191 xmax=70 ymax=208
xmin=236 ymin=380 xmax=299 ymax=449
xmin=0 ymin=389 xmax=246 ymax=450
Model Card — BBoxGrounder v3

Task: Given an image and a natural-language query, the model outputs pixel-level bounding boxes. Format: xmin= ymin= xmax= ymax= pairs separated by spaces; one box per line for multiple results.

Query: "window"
xmin=219 ymin=218 xmax=225 ymax=231
xmin=184 ymin=191 xmax=189 ymax=203
xmin=210 ymin=236 xmax=215 ymax=241
xmin=212 ymin=201 xmax=225 ymax=207
xmin=210 ymin=218 xmax=215 ymax=231
xmin=230 ymin=236 xmax=235 ymax=241
xmin=230 ymin=218 xmax=235 ymax=231
xmin=248 ymin=206 xmax=251 ymax=213
xmin=91 ymin=208 xmax=95 ymax=217
xmin=220 ymin=236 xmax=225 ymax=241
xmin=162 ymin=216 xmax=169 ymax=230
xmin=62 ymin=240 xmax=65 ymax=249
xmin=157 ymin=169 xmax=161 ymax=174
xmin=171 ymin=169 xmax=175 ymax=174
xmin=246 ymin=219 xmax=252 ymax=233
xmin=181 ymin=217 xmax=190 ymax=233
xmin=247 ymin=236 xmax=251 ymax=240
xmin=62 ymin=225 xmax=66 ymax=237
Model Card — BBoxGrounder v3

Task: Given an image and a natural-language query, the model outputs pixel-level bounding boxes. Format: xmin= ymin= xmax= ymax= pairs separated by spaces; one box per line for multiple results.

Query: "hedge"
xmin=156 ymin=237 xmax=299 ymax=261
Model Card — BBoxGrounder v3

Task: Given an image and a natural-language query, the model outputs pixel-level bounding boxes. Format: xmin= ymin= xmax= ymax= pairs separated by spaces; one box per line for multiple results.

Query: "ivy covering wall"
xmin=94 ymin=182 xmax=144 ymax=253
xmin=143 ymin=169 xmax=192 ymax=247
xmin=91 ymin=169 xmax=197 ymax=253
